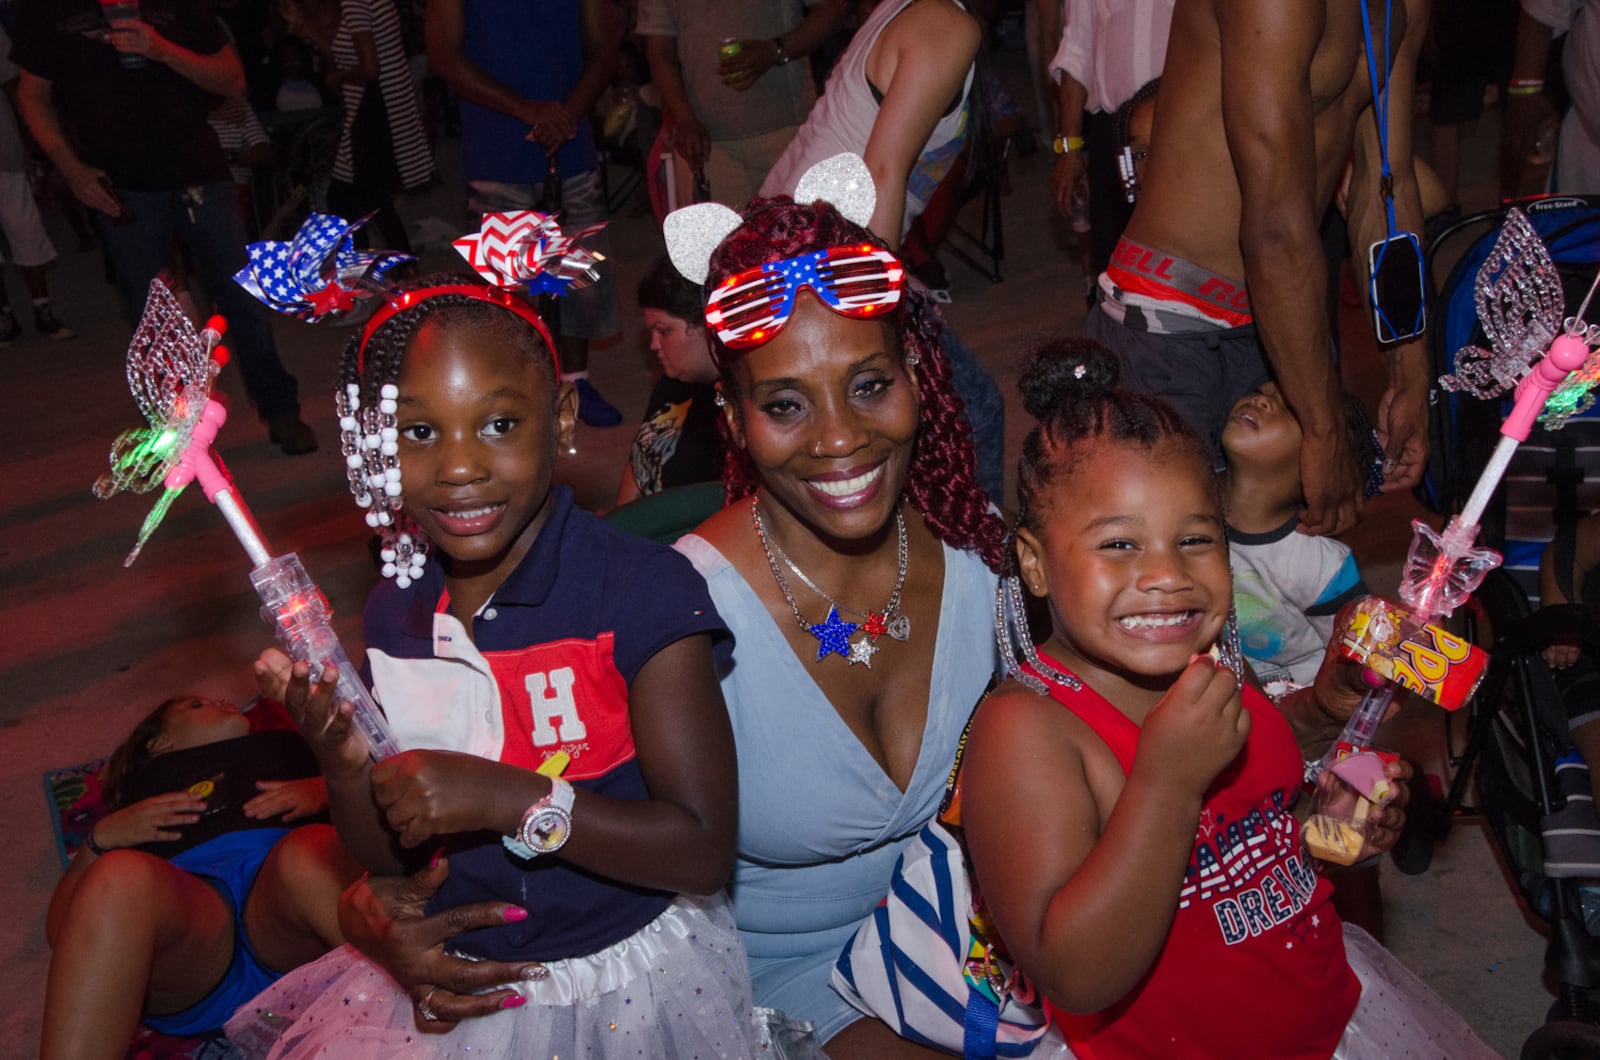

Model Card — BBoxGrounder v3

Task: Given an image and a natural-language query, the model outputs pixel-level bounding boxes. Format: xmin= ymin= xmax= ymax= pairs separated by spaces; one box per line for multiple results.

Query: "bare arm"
xmin=1344 ymin=0 xmax=1432 ymax=493
xmin=326 ymin=27 xmax=380 ymax=88
xmin=615 ymin=460 xmax=642 ymax=508
xmin=110 ymin=22 xmax=246 ymax=97
xmin=1502 ymin=6 xmax=1559 ymax=194
xmin=566 ymin=0 xmax=622 ymax=131
xmin=15 ymin=71 xmax=121 ymax=215
xmin=861 ymin=0 xmax=980 ymax=247
xmin=719 ymin=0 xmax=847 ymax=91
xmin=643 ymin=33 xmax=709 ymax=167
xmin=964 ymin=661 xmax=1247 ymax=1012
xmin=1220 ymin=0 xmax=1355 ymax=536
xmin=1052 ymin=69 xmax=1088 ymax=217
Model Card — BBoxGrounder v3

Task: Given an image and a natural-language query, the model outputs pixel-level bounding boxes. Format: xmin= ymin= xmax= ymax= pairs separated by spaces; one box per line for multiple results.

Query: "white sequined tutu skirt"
xmin=225 ymin=893 xmax=758 ymax=1059
xmin=1334 ymin=923 xmax=1497 ymax=1058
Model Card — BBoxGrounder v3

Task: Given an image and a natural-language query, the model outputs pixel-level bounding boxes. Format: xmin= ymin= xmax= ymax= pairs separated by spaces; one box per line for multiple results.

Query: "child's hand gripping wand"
xmin=1312 ymin=214 xmax=1600 ymax=779
xmin=94 ymin=280 xmax=401 ymax=760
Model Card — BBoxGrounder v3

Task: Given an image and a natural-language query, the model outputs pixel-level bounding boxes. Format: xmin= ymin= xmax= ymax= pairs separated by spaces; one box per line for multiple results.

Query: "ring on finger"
xmin=416 ymin=985 xmax=440 ymax=1022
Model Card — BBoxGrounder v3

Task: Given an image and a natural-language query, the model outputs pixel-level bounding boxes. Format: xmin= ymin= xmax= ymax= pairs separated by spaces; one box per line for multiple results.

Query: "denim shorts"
xmin=467 ymin=171 xmax=620 ymax=341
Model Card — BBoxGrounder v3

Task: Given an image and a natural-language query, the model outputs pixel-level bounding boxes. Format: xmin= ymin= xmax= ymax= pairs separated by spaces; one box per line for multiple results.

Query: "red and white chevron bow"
xmin=453 ymin=211 xmax=606 ymax=296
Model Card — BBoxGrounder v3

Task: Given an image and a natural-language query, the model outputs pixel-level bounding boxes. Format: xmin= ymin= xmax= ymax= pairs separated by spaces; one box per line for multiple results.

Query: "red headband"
xmin=357 ymin=283 xmax=560 ymax=374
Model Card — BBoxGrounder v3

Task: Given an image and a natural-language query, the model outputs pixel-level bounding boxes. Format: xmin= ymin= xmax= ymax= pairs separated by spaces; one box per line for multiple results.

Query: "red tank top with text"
xmin=1028 ymin=654 xmax=1359 ymax=1059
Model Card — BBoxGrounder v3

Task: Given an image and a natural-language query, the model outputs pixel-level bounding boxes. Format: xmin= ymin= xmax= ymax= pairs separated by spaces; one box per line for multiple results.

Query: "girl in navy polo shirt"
xmin=231 ymin=277 xmax=754 ymax=1058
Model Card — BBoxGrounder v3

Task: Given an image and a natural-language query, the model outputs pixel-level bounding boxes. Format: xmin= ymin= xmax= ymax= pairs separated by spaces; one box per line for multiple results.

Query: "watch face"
xmin=523 ymin=807 xmax=571 ymax=852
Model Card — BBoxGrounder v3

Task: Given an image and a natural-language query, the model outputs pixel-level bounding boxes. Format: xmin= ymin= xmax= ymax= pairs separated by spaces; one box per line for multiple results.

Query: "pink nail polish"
xmin=502 ymin=906 xmax=528 ymax=922
xmin=501 ymin=994 xmax=526 ymax=1009
xmin=428 ymin=847 xmax=444 ymax=869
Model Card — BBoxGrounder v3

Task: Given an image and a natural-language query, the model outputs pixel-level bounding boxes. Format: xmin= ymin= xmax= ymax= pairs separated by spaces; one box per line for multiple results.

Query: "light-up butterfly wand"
xmin=1304 ymin=209 xmax=1600 ymax=862
xmin=94 ymin=215 xmax=412 ymax=759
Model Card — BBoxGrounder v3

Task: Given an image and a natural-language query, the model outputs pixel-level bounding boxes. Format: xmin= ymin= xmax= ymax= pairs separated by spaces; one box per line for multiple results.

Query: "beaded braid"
xmin=334 ymin=281 xmax=558 ymax=588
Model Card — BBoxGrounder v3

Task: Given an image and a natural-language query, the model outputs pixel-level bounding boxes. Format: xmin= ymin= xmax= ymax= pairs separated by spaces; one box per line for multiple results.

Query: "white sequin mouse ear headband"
xmin=664 ymin=154 xmax=906 ymax=353
xmin=663 ymin=152 xmax=879 ymax=285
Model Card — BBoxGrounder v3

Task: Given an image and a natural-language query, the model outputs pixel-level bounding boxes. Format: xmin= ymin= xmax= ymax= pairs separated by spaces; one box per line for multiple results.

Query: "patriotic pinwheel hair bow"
xmin=452 ymin=211 xmax=606 ymax=298
xmin=235 ymin=213 xmax=414 ymax=322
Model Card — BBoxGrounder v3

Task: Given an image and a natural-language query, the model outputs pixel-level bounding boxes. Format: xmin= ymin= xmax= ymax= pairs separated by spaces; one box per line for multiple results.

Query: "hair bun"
xmin=1017 ymin=338 xmax=1120 ymax=420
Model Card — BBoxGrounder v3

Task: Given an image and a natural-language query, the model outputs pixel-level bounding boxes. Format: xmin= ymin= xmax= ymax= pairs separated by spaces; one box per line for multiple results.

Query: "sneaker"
xmin=33 ymin=304 xmax=75 ymax=341
xmin=268 ymin=414 xmax=319 ymax=455
xmin=0 ymin=309 xmax=19 ymax=347
xmin=572 ymin=377 xmax=623 ymax=427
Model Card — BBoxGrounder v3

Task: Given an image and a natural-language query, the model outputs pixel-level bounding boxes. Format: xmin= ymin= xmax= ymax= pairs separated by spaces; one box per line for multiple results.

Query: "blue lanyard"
xmin=1358 ymin=0 xmax=1400 ymax=236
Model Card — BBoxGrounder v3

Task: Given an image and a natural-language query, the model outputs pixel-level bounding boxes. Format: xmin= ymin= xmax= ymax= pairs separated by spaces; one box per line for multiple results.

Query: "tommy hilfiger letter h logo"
xmin=525 ymin=667 xmax=587 ymax=746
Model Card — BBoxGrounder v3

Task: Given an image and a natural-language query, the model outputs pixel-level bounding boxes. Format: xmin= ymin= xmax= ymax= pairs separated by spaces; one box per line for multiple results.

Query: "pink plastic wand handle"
xmin=163 ymin=398 xmax=272 ymax=566
xmin=1502 ymin=333 xmax=1591 ymax=442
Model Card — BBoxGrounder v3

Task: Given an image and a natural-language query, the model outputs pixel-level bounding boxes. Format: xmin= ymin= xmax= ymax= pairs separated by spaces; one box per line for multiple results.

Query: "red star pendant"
xmin=306 ymin=284 xmax=359 ymax=317
xmin=861 ymin=612 xmax=888 ymax=641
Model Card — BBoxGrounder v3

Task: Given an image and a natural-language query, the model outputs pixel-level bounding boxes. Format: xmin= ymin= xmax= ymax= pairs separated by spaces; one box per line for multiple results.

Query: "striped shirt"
xmin=331 ymin=0 xmax=433 ymax=188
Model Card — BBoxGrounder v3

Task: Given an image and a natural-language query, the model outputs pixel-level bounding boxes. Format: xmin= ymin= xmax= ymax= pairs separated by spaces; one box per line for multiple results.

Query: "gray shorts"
xmin=1084 ymin=303 xmax=1269 ymax=450
xmin=466 ymin=170 xmax=620 ymax=342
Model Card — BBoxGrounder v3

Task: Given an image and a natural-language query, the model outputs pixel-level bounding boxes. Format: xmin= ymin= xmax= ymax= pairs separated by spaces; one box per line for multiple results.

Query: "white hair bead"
xmin=354 ymin=492 xmax=374 ymax=508
xmin=379 ymin=399 xmax=397 ymax=415
xmin=381 ymin=427 xmax=398 ymax=441
xmin=398 ymin=532 xmax=413 ymax=545
xmin=365 ymin=511 xmax=381 ymax=527
xmin=346 ymin=383 xmax=361 ymax=398
xmin=340 ymin=416 xmax=358 ymax=431
xmin=381 ymin=384 xmax=399 ymax=399
xmin=384 ymin=467 xmax=401 ymax=482
xmin=378 ymin=511 xmax=393 ymax=526
xmin=382 ymin=562 xmax=397 ymax=578
xmin=395 ymin=574 xmax=412 ymax=589
xmin=381 ymin=441 xmax=398 ymax=456
xmin=379 ymin=547 xmax=397 ymax=562
xmin=346 ymin=453 xmax=363 ymax=469
xmin=385 ymin=481 xmax=403 ymax=496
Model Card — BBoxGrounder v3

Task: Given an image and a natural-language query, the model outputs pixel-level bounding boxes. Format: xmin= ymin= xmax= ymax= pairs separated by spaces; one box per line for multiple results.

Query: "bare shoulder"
xmin=969 ymin=678 xmax=1089 ymax=772
xmin=887 ymin=0 xmax=978 ymax=46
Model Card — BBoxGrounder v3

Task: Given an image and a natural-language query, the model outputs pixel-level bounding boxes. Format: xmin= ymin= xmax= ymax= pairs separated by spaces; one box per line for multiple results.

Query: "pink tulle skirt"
xmin=225 ymin=893 xmax=758 ymax=1059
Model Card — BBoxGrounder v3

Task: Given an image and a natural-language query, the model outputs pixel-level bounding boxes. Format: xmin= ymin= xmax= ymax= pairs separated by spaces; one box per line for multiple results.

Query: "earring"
xmin=713 ymin=391 xmax=727 ymax=408
xmin=812 ymin=440 xmax=823 ymax=458
xmin=993 ymin=520 xmax=1080 ymax=696
xmin=565 ymin=443 xmax=578 ymax=457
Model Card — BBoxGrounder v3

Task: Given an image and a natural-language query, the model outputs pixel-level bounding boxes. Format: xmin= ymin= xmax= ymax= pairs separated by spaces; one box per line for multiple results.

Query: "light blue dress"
xmin=676 ymin=534 xmax=1000 ymax=1042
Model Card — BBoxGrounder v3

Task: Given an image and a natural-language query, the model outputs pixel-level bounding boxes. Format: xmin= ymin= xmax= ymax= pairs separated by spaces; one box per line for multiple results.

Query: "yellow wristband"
xmin=1506 ymin=83 xmax=1544 ymax=96
xmin=1052 ymin=135 xmax=1086 ymax=155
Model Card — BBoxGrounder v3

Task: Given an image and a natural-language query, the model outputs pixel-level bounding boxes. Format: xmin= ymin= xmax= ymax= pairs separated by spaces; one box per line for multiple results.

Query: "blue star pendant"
xmin=809 ymin=606 xmax=859 ymax=661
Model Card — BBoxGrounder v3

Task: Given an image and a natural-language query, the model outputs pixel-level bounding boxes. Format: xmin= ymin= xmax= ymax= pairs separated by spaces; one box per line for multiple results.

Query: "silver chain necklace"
xmin=750 ymin=497 xmax=911 ymax=667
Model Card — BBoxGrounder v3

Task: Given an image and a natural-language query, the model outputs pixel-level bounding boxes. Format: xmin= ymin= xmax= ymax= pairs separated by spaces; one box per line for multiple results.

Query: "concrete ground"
xmin=0 ymin=100 xmax=1561 ymax=1056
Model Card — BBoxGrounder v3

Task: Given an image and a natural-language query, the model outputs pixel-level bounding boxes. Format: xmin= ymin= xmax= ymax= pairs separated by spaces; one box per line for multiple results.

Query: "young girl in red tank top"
xmin=958 ymin=338 xmax=1493 ymax=1058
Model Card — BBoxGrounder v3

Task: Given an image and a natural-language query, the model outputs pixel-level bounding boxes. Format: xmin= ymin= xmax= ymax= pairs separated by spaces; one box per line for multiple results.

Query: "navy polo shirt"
xmin=363 ymin=486 xmax=732 ymax=961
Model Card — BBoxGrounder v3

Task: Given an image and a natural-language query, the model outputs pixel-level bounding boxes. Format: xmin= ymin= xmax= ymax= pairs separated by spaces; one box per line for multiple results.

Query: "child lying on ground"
xmin=41 ymin=693 xmax=360 ymax=1060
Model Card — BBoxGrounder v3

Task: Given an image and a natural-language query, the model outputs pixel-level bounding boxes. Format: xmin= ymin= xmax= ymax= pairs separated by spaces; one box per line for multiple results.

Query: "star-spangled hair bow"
xmin=452 ymin=211 xmax=606 ymax=298
xmin=235 ymin=213 xmax=414 ymax=322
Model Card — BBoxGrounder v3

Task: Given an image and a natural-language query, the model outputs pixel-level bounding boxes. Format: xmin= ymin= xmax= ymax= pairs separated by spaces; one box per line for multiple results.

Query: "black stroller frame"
xmin=1414 ymin=195 xmax=1600 ymax=1059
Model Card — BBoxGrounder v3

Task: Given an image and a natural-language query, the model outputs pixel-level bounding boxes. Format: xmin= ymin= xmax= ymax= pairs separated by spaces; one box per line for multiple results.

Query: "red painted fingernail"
xmin=429 ymin=847 xmax=444 ymax=869
xmin=501 ymin=994 xmax=526 ymax=1009
xmin=502 ymin=906 xmax=528 ymax=922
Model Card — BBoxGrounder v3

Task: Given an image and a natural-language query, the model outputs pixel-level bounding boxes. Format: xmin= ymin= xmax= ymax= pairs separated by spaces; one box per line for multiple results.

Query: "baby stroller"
xmin=1415 ymin=195 xmax=1600 ymax=1059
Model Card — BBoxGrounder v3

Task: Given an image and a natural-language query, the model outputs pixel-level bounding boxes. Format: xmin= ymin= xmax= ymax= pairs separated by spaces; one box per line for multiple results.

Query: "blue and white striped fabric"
xmin=831 ymin=821 xmax=1054 ymax=1058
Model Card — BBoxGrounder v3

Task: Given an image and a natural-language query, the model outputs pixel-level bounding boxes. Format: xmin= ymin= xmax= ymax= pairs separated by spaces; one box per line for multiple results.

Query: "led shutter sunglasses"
xmin=705 ymin=245 xmax=905 ymax=349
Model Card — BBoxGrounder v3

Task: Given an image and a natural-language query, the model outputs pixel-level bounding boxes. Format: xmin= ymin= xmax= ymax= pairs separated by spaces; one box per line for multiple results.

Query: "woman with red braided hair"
xmin=666 ymin=157 xmax=1007 ymax=1057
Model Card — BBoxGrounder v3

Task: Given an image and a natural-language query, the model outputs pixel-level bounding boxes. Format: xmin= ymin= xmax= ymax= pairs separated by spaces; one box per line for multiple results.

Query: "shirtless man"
xmin=1084 ymin=0 xmax=1432 ymax=537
